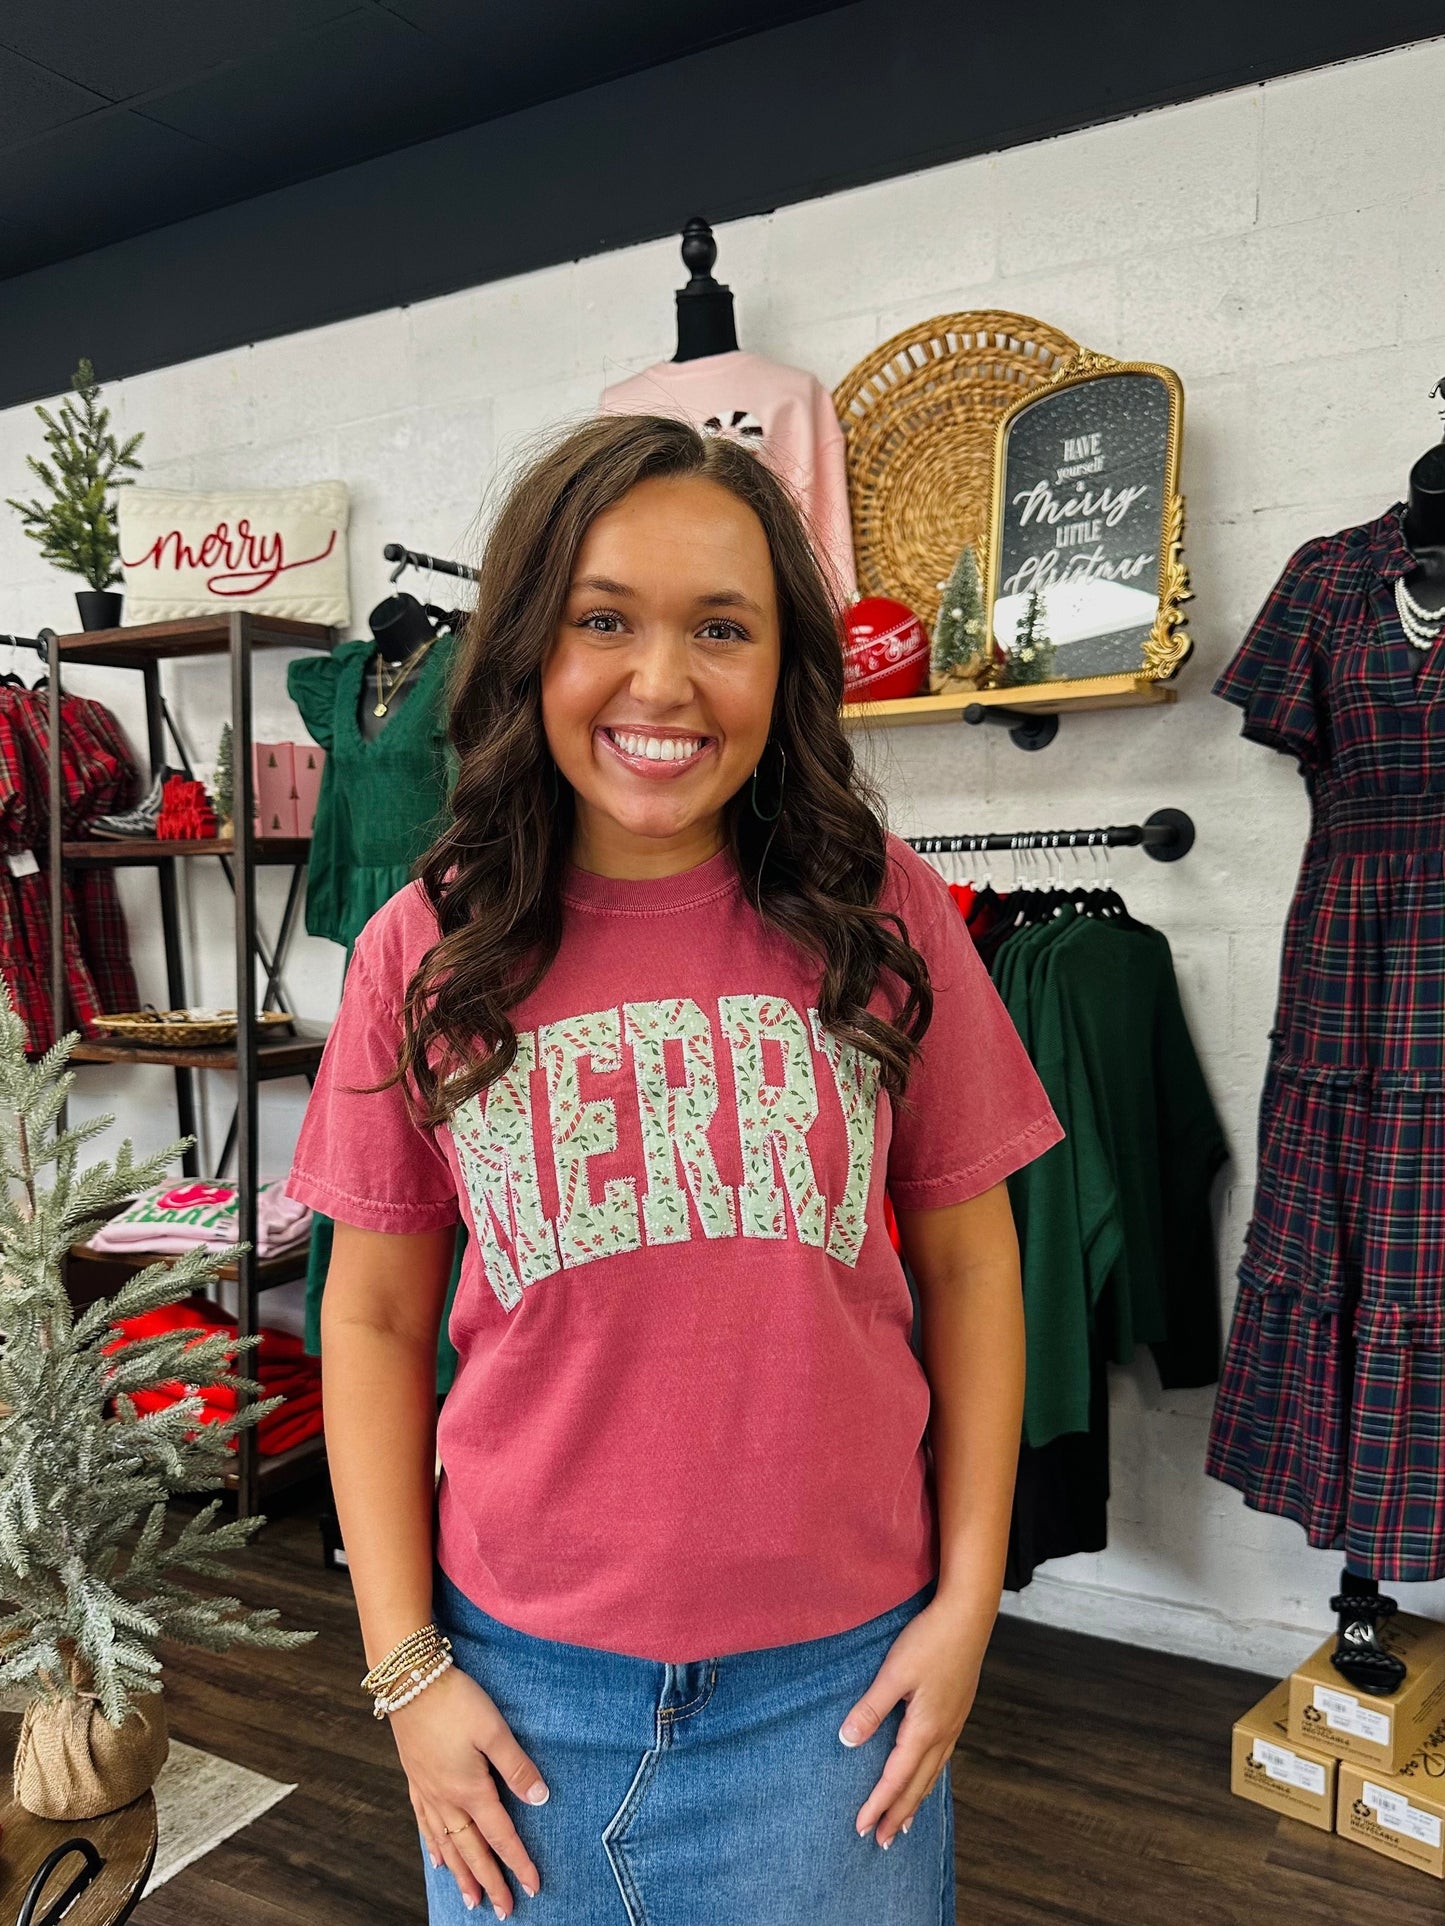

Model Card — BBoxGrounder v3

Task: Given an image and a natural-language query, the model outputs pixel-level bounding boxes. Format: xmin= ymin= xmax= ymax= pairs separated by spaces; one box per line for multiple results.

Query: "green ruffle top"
xmin=287 ymin=634 xmax=457 ymax=963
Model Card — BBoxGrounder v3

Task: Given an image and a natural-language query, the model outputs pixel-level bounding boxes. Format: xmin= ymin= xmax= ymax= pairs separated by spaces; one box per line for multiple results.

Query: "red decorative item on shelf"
xmin=155 ymin=774 xmax=219 ymax=841
xmin=841 ymin=595 xmax=930 ymax=703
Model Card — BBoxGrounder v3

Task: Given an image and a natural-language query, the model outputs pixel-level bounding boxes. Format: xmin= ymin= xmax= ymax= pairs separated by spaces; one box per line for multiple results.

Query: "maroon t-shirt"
xmin=287 ymin=834 xmax=1059 ymax=1659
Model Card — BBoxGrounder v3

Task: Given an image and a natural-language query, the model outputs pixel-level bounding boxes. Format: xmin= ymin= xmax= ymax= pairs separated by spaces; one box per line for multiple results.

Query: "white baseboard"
xmin=998 ymin=1574 xmax=1330 ymax=1681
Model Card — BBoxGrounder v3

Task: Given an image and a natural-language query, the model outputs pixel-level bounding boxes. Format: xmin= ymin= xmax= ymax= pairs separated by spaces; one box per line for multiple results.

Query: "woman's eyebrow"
xmin=568 ymin=578 xmax=765 ymax=617
xmin=696 ymin=589 xmax=765 ymax=615
xmin=570 ymin=574 xmax=634 ymax=597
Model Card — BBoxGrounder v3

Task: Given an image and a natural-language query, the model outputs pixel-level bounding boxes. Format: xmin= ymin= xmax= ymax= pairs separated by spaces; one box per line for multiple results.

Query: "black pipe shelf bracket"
xmin=906 ymin=809 xmax=1195 ymax=864
xmin=962 ymin=702 xmax=1059 ymax=752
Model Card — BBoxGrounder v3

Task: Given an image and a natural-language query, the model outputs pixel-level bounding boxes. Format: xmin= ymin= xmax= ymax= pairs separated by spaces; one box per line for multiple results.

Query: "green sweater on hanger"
xmin=288 ymin=634 xmax=463 ymax=1391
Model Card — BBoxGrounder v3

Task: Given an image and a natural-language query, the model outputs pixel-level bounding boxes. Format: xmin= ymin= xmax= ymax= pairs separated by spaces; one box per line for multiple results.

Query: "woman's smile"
xmin=595 ymin=724 xmax=717 ymax=778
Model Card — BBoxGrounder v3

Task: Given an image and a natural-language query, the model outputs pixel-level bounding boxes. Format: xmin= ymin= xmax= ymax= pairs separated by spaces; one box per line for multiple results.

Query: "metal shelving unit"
xmin=41 ymin=611 xmax=332 ymax=1517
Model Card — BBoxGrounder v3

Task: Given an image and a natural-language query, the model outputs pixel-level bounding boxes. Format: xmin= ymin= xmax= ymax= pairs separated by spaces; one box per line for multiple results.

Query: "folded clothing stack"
xmin=85 ymin=1179 xmax=310 ymax=1258
xmin=106 ymin=1301 xmax=323 ymax=1456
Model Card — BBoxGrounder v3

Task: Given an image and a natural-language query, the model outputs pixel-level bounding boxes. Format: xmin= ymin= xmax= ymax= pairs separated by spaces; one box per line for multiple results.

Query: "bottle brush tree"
xmin=5 ymin=358 xmax=144 ymax=592
xmin=214 ymin=721 xmax=235 ymax=826
xmin=0 ymin=976 xmax=310 ymax=1816
xmin=931 ymin=544 xmax=988 ymax=686
xmin=999 ymin=588 xmax=1057 ymax=687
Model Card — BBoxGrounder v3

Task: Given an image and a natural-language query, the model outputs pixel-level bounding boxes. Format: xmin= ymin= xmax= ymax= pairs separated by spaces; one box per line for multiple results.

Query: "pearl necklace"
xmin=1394 ymin=576 xmax=1445 ymax=651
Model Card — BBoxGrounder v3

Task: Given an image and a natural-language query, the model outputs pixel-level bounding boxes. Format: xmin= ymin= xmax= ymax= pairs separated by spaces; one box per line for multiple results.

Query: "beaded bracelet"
xmin=372 ymin=1650 xmax=454 ymax=1720
xmin=362 ymin=1625 xmax=454 ymax=1718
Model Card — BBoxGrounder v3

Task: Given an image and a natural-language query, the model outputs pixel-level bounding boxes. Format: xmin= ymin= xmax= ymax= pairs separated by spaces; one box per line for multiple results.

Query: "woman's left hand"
xmin=839 ymin=1593 xmax=992 ymax=1847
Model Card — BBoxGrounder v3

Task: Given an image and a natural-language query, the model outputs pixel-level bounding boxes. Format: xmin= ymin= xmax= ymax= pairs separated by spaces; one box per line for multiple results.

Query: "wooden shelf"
xmin=67 ymin=1239 xmax=310 ymax=1293
xmin=48 ymin=613 xmax=333 ymax=668
xmin=225 ymin=1430 xmax=327 ymax=1496
xmin=71 ymin=1020 xmax=328 ymax=1075
xmin=64 ymin=835 xmax=311 ymax=865
xmin=842 ymin=675 xmax=1179 ymax=729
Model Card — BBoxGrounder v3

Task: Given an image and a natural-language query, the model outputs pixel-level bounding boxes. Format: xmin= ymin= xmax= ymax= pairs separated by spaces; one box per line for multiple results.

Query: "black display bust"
xmin=1402 ymin=442 xmax=1445 ymax=614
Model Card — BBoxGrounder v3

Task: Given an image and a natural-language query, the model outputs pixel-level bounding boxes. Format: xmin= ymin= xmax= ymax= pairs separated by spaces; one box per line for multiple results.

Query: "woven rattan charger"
xmin=834 ymin=311 xmax=1079 ymax=633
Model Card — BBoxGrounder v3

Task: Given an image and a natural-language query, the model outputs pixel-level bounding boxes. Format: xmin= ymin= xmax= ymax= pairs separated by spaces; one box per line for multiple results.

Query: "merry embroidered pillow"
xmin=118 ymin=481 xmax=350 ymax=626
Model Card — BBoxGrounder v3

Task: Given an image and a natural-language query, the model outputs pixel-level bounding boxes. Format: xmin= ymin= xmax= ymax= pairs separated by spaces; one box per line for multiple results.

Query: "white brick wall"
xmin=5 ymin=38 xmax=1445 ymax=1667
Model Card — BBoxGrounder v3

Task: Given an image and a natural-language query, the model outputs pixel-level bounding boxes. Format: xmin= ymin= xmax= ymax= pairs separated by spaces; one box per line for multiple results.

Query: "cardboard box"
xmin=1288 ymin=1614 xmax=1445 ymax=1774
xmin=252 ymin=741 xmax=298 ymax=838
xmin=1338 ymin=1730 xmax=1445 ymax=1880
xmin=293 ymin=742 xmax=325 ymax=838
xmin=1232 ymin=1680 xmax=1337 ymax=1830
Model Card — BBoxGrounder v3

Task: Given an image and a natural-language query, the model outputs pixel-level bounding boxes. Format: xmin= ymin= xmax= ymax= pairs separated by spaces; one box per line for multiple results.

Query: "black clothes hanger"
xmin=673 ymin=218 xmax=740 ymax=363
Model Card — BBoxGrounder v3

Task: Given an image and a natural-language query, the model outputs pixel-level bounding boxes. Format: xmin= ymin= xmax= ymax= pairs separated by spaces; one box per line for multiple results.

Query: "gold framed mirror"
xmin=979 ymin=350 xmax=1192 ymax=694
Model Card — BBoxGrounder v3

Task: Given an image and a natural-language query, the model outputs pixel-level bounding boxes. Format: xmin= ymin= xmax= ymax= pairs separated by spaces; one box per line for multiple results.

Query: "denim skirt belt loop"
xmin=423 ymin=1570 xmax=956 ymax=1924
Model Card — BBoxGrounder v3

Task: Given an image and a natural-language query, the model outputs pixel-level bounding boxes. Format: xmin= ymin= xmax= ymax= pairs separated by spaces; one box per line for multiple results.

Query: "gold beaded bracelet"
xmin=362 ymin=1625 xmax=454 ymax=1718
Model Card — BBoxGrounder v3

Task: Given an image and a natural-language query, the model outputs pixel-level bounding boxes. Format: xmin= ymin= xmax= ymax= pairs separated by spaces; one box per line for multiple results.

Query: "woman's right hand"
xmin=389 ymin=1663 xmax=549 ymax=1918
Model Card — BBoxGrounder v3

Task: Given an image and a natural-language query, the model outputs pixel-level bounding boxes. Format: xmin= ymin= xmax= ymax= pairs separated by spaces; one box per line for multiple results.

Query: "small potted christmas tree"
xmin=0 ymin=978 xmax=311 ymax=1820
xmin=5 ymin=359 xmax=144 ymax=632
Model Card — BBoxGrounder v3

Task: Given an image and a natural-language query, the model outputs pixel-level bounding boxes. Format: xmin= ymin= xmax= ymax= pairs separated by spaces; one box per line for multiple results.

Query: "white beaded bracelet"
xmin=372 ymin=1650 xmax=454 ymax=1719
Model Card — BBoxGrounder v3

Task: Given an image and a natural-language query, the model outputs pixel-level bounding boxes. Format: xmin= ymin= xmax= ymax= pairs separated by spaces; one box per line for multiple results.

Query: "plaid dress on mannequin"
xmin=1206 ymin=503 xmax=1445 ymax=1582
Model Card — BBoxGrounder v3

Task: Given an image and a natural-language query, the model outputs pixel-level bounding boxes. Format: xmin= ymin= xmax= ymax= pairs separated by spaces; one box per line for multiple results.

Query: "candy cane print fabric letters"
xmin=447 ymin=994 xmax=882 ymax=1310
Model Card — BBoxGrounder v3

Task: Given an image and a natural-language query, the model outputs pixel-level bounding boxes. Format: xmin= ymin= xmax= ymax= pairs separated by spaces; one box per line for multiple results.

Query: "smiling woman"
xmin=287 ymin=411 xmax=1060 ymax=1924
xmin=543 ymin=473 xmax=781 ymax=876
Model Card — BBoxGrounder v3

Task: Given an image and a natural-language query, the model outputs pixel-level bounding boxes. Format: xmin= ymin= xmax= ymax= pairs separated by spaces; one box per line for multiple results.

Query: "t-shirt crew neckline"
xmin=560 ymin=843 xmax=742 ymax=913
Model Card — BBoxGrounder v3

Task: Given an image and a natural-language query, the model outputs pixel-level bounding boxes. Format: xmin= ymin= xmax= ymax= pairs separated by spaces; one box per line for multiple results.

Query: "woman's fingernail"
xmin=521 ymin=1882 xmax=536 ymax=1897
xmin=462 ymin=1899 xmax=476 ymax=1914
xmin=880 ymin=1835 xmax=892 ymax=1850
xmin=839 ymin=1723 xmax=860 ymax=1746
xmin=526 ymin=1784 xmax=550 ymax=1804
xmin=493 ymin=1906 xmax=506 ymax=1922
xmin=902 ymin=1816 xmax=913 ymax=1834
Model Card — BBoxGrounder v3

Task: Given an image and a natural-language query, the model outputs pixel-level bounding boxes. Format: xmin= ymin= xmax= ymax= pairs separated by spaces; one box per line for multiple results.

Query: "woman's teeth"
xmin=606 ymin=729 xmax=705 ymax=763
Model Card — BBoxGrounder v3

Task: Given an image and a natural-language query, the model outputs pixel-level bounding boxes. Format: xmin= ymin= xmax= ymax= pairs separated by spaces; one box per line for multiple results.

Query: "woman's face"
xmin=542 ymin=474 xmax=781 ymax=873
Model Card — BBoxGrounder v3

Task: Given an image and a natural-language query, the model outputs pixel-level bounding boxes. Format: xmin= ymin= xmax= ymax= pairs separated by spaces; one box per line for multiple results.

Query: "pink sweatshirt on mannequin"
xmin=600 ymin=350 xmax=857 ymax=607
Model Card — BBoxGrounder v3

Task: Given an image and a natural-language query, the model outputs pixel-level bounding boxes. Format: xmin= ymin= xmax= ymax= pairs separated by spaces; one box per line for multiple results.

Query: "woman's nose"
xmin=627 ymin=635 xmax=693 ymax=706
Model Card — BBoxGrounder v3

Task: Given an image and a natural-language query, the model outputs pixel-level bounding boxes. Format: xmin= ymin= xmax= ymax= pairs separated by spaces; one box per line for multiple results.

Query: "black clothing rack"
xmin=906 ymin=808 xmax=1195 ymax=863
xmin=383 ymin=542 xmax=479 ymax=584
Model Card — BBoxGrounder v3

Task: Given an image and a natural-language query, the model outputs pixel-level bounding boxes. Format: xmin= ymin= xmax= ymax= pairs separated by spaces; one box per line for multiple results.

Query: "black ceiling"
xmin=1 ymin=2 xmax=1441 ymax=409
xmin=0 ymin=1 xmax=848 ymax=278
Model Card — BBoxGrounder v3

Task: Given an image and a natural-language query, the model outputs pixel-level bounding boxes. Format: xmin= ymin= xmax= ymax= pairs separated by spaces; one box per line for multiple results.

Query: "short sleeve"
xmin=287 ymin=652 xmax=340 ymax=752
xmin=884 ymin=844 xmax=1062 ymax=1211
xmin=1213 ymin=546 xmax=1322 ymax=767
xmin=286 ymin=941 xmax=460 ymax=1234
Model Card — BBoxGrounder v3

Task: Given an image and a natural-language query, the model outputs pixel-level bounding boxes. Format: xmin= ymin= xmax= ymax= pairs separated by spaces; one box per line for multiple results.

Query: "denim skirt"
xmin=423 ymin=1570 xmax=956 ymax=1925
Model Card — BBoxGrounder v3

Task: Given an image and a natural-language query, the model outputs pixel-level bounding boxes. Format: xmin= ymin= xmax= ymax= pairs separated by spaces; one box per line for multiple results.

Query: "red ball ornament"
xmin=840 ymin=595 xmax=929 ymax=703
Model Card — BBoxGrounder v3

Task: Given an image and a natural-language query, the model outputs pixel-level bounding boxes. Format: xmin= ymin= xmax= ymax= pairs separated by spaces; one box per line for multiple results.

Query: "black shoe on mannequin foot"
xmin=1330 ymin=1567 xmax=1406 ymax=1697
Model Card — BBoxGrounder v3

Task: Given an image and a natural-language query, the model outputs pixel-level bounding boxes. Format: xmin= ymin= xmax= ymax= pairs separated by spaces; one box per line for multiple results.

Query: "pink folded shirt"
xmin=87 ymin=1179 xmax=311 ymax=1257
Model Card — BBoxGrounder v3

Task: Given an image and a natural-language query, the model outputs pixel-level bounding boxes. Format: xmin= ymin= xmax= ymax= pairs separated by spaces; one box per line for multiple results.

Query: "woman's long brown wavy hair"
xmin=383 ymin=412 xmax=934 ymax=1126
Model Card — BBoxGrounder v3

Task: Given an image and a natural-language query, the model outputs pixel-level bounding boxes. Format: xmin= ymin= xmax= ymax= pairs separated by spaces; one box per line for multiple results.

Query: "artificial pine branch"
xmin=0 ymin=978 xmax=312 ymax=1724
xmin=5 ymin=359 xmax=144 ymax=592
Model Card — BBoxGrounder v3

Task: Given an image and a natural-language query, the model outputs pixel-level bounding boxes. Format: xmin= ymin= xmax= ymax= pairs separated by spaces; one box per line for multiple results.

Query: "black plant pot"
xmin=75 ymin=589 xmax=123 ymax=632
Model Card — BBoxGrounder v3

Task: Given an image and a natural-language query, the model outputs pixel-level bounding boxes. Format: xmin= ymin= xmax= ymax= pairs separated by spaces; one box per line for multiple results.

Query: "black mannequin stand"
xmin=673 ymin=217 xmax=739 ymax=363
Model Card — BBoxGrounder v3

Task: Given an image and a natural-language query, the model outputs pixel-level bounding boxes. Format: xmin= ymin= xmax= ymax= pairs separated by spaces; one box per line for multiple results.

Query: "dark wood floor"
xmin=135 ymin=1488 xmax=1439 ymax=1925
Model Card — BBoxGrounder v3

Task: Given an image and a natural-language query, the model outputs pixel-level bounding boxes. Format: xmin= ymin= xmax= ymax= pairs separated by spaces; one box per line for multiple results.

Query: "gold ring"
xmin=441 ymin=1820 xmax=474 ymax=1835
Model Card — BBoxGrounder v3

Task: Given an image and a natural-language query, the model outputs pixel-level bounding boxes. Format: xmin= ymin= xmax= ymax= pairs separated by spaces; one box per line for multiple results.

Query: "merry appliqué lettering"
xmin=447 ymin=994 xmax=882 ymax=1310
